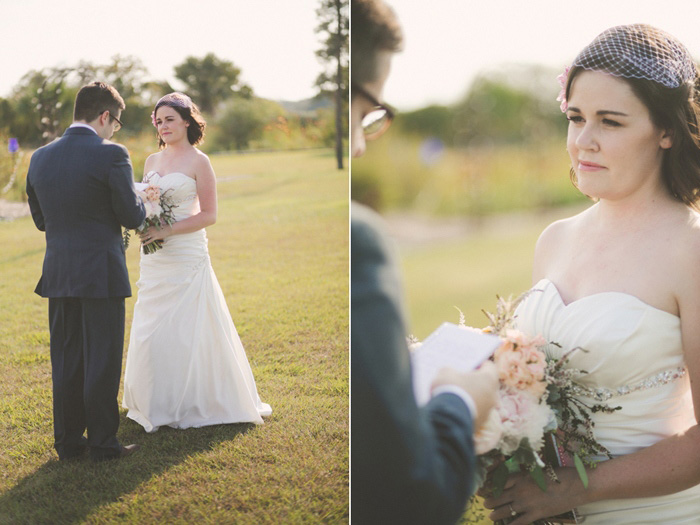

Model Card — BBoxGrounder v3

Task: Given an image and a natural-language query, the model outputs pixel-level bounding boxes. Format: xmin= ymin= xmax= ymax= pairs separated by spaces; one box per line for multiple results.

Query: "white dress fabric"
xmin=515 ymin=278 xmax=700 ymax=523
xmin=123 ymin=171 xmax=271 ymax=432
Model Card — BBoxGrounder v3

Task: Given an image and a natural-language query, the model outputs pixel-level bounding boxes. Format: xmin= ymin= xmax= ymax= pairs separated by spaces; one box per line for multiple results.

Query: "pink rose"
xmin=494 ymin=330 xmax=548 ymax=399
xmin=497 ymin=389 xmax=553 ymax=455
xmin=145 ymin=185 xmax=161 ymax=202
xmin=556 ymin=66 xmax=571 ymax=113
xmin=143 ymin=200 xmax=162 ymax=218
xmin=474 ymin=407 xmax=504 ymax=455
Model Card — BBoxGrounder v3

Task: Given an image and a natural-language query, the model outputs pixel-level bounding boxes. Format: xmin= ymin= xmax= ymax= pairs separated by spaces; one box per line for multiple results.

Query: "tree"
xmin=214 ymin=98 xmax=265 ymax=151
xmin=315 ymin=0 xmax=348 ymax=169
xmin=72 ymin=55 xmax=159 ymax=135
xmin=174 ymin=53 xmax=252 ymax=115
xmin=212 ymin=97 xmax=287 ymax=151
xmin=451 ymin=67 xmax=566 ymax=148
xmin=7 ymin=67 xmax=75 ymax=146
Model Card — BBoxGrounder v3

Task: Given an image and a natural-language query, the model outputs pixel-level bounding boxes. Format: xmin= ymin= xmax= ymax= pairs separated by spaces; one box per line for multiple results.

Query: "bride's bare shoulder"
xmin=532 ymin=207 xmax=590 ymax=281
xmin=537 ymin=208 xmax=589 ymax=250
xmin=143 ymin=152 xmax=162 ymax=172
xmin=678 ymin=208 xmax=700 ymax=256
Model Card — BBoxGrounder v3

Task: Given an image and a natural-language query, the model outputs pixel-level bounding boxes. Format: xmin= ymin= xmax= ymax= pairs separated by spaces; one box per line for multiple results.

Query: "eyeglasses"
xmin=352 ymin=83 xmax=395 ymax=140
xmin=108 ymin=112 xmax=123 ymax=132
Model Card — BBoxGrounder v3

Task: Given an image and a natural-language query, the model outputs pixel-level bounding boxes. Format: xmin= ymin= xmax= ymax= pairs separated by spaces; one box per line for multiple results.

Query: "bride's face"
xmin=565 ymin=70 xmax=672 ymax=202
xmin=155 ymin=106 xmax=190 ymax=145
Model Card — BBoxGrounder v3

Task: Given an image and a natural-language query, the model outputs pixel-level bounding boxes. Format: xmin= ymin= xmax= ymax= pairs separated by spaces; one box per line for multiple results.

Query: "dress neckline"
xmin=536 ymin=278 xmax=679 ymax=319
xmin=146 ymin=170 xmax=196 ymax=182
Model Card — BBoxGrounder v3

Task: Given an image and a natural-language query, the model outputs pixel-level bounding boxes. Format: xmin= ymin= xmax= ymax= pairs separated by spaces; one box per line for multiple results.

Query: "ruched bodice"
xmin=515 ymin=278 xmax=700 ymax=523
xmin=143 ymin=171 xmax=199 ymax=220
xmin=138 ymin=171 xmax=208 ymax=278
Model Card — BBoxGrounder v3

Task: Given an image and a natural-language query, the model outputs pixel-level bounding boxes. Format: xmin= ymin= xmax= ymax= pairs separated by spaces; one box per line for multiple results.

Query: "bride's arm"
xmin=483 ymin=229 xmax=700 ymax=524
xmin=149 ymin=154 xmax=217 ymax=240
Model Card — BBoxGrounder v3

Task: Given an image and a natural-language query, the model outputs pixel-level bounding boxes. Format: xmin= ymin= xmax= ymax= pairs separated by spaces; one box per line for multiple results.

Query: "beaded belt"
xmin=570 ymin=367 xmax=687 ymax=402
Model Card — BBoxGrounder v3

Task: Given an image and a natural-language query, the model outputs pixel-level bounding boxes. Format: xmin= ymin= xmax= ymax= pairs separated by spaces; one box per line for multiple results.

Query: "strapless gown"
xmin=122 ymin=171 xmax=271 ymax=432
xmin=515 ymin=278 xmax=700 ymax=524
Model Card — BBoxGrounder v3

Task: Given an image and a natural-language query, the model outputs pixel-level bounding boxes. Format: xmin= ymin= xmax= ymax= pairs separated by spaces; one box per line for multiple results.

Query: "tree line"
xmin=0 ymin=53 xmax=340 ymax=153
xmin=394 ymin=64 xmax=568 ymax=148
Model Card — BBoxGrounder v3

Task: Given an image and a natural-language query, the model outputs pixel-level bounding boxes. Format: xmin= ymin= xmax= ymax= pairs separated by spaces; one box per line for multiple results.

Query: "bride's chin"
xmin=161 ymin=135 xmax=184 ymax=146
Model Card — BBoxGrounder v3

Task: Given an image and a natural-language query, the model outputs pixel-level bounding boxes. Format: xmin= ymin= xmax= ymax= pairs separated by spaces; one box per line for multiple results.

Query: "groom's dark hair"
xmin=351 ymin=0 xmax=403 ymax=87
xmin=73 ymin=82 xmax=125 ymax=123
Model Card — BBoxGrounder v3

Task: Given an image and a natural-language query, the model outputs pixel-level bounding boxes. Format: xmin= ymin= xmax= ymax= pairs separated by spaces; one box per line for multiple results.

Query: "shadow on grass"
xmin=0 ymin=417 xmax=256 ymax=525
xmin=0 ymin=248 xmax=44 ymax=266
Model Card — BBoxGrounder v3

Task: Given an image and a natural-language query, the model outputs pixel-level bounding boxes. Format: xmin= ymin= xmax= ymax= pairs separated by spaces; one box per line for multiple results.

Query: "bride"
xmin=122 ymin=92 xmax=271 ymax=432
xmin=483 ymin=25 xmax=700 ymax=523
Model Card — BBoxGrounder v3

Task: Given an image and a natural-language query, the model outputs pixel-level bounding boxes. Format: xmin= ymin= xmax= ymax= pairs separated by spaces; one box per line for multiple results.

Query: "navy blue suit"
xmin=351 ymin=203 xmax=477 ymax=524
xmin=26 ymin=126 xmax=145 ymax=459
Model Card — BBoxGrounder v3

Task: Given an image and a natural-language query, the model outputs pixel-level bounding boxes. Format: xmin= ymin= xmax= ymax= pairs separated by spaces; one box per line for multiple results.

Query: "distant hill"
xmin=277 ymin=95 xmax=333 ymax=117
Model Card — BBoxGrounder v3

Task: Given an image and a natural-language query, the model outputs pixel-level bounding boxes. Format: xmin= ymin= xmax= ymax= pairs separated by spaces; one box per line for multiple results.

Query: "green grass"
xmin=399 ymin=225 xmax=538 ymax=340
xmin=0 ymin=149 xmax=348 ymax=524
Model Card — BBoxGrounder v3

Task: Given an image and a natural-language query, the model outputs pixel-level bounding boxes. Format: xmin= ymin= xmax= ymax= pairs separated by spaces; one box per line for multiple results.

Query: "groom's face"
xmin=97 ymin=110 xmax=122 ymax=140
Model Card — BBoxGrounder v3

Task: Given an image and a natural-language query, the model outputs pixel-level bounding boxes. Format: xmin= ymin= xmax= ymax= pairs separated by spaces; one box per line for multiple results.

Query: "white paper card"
xmin=411 ymin=322 xmax=501 ymax=406
xmin=134 ymin=182 xmax=149 ymax=191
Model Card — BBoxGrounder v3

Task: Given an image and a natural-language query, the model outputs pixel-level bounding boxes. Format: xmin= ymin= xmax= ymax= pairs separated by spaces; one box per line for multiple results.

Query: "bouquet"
xmin=123 ymin=183 xmax=176 ymax=255
xmin=464 ymin=293 xmax=620 ymax=524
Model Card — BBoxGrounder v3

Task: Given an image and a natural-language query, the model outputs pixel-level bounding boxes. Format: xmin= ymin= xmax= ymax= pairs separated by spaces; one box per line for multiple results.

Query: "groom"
xmin=26 ymin=81 xmax=146 ymax=461
xmin=351 ymin=1 xmax=499 ymax=524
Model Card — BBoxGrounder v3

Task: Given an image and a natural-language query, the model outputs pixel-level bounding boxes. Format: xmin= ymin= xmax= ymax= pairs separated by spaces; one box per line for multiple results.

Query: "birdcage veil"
xmin=572 ymin=24 xmax=696 ymax=89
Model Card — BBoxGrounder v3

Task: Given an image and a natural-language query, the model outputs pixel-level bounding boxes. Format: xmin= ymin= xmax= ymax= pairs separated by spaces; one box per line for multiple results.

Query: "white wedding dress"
xmin=123 ymin=171 xmax=271 ymax=432
xmin=515 ymin=278 xmax=700 ymax=524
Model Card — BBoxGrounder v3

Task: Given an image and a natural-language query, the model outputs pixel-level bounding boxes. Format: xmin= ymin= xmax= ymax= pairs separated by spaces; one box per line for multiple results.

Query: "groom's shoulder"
xmin=32 ymin=134 xmax=64 ymax=153
xmin=352 ymin=202 xmax=390 ymax=251
xmin=352 ymin=202 xmax=401 ymax=277
xmin=88 ymin=137 xmax=130 ymax=162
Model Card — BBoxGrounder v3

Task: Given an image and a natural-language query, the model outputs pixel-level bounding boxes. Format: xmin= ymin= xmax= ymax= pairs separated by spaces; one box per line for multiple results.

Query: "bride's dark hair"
xmin=152 ymin=92 xmax=206 ymax=149
xmin=564 ymin=24 xmax=700 ymax=209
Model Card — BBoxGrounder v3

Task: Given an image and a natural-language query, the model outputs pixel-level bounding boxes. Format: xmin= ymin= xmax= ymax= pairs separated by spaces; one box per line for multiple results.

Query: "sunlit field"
xmin=0 ymin=149 xmax=348 ymax=524
xmin=352 ymin=133 xmax=587 ymax=216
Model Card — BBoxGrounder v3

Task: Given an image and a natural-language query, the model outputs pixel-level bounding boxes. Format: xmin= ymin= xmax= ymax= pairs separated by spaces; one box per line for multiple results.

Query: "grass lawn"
xmin=398 ymin=207 xmax=584 ymax=339
xmin=0 ymin=149 xmax=348 ymax=524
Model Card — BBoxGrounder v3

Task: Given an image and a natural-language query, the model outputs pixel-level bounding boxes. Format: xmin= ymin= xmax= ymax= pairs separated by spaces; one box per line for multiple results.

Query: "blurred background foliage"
xmin=0 ymin=53 xmax=340 ymax=202
xmin=352 ymin=64 xmax=589 ymax=217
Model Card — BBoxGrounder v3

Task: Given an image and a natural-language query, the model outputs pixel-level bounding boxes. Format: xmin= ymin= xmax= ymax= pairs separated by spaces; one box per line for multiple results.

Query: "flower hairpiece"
xmin=556 ymin=66 xmax=571 ymax=113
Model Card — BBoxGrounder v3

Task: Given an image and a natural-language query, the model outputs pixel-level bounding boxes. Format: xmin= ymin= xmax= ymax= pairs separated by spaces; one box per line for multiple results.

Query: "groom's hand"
xmin=431 ymin=361 xmax=499 ymax=430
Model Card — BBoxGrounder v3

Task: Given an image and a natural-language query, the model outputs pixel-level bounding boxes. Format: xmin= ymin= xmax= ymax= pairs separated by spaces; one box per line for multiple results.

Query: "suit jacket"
xmin=351 ymin=202 xmax=477 ymax=525
xmin=26 ymin=127 xmax=146 ymax=298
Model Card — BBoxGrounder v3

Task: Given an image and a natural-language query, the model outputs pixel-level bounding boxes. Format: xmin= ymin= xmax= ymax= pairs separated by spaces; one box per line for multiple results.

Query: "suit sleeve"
xmin=26 ymin=157 xmax=45 ymax=232
xmin=108 ymin=144 xmax=146 ymax=229
xmin=351 ymin=206 xmax=476 ymax=525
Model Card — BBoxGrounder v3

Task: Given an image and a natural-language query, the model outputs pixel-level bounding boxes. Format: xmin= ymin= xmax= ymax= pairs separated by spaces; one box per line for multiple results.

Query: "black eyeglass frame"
xmin=351 ymin=82 xmax=396 ymax=139
xmin=106 ymin=111 xmax=123 ymax=131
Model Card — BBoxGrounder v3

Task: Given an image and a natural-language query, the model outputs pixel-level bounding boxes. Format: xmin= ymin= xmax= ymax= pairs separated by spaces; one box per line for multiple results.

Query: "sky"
xmin=0 ymin=0 xmax=324 ymax=102
xmin=383 ymin=0 xmax=700 ymax=111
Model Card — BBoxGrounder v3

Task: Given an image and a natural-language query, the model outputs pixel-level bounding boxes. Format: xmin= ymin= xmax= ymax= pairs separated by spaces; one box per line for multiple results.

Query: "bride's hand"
xmin=139 ymin=225 xmax=172 ymax=245
xmin=482 ymin=467 xmax=587 ymax=524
